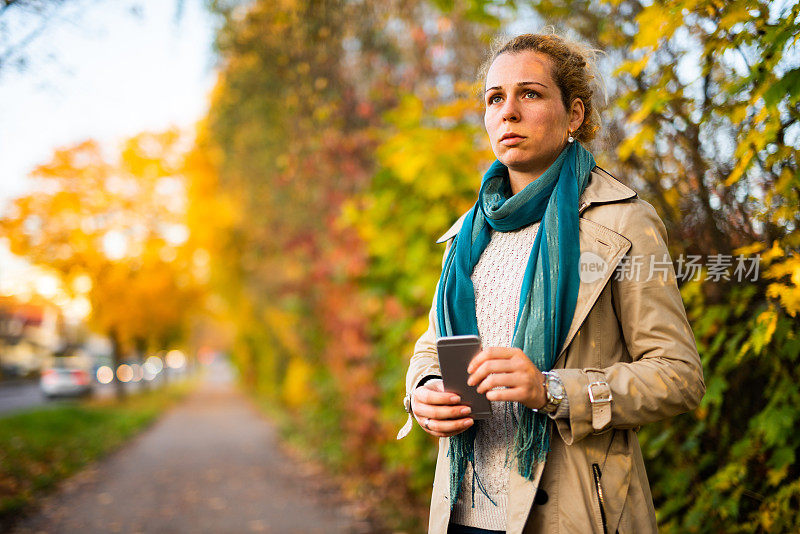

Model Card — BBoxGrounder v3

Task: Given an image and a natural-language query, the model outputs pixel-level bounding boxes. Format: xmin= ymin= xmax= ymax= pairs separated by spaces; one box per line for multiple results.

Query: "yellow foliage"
xmin=634 ymin=3 xmax=681 ymax=50
xmin=282 ymin=356 xmax=313 ymax=409
xmin=759 ymin=309 xmax=778 ymax=345
xmin=763 ymin=254 xmax=800 ymax=316
xmin=411 ymin=315 xmax=430 ymax=340
xmin=434 ymin=97 xmax=482 ymax=120
xmin=767 ymin=462 xmax=790 ymax=487
xmin=733 ymin=242 xmax=766 ymax=256
xmin=725 ymin=150 xmax=753 ymax=186
xmin=712 ymin=462 xmax=746 ymax=492
xmin=729 ymin=102 xmax=749 ymax=125
xmin=264 ymin=308 xmax=304 ymax=357
xmin=629 ymin=91 xmax=667 ymax=124
xmin=761 ymin=241 xmax=785 ymax=265
xmin=774 ymin=167 xmax=795 ymax=193
xmin=615 ymin=53 xmax=651 ymax=77
xmin=718 ymin=2 xmax=753 ymax=31
xmin=739 ymin=308 xmax=779 ymax=357
xmin=618 ymin=124 xmax=656 ymax=161
xmin=766 ymin=284 xmax=800 ymax=317
xmin=662 ymin=186 xmax=680 ymax=213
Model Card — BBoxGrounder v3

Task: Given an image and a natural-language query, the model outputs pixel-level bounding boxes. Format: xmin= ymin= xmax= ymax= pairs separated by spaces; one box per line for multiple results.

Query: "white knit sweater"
xmin=450 ymin=222 xmax=540 ymax=530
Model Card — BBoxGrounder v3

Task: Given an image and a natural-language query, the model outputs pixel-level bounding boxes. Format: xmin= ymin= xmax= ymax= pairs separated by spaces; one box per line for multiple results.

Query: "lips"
xmin=500 ymin=132 xmax=525 ymax=146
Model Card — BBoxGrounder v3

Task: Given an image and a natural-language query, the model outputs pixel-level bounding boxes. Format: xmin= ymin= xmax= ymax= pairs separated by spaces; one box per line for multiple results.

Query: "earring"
xmin=567 ymin=131 xmax=574 ymax=143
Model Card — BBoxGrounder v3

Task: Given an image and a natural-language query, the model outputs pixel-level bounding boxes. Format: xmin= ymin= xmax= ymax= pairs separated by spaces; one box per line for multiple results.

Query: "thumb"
xmin=427 ymin=378 xmax=444 ymax=392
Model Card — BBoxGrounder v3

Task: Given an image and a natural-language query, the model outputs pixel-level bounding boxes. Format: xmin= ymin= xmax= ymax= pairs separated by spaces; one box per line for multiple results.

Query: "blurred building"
xmin=0 ymin=296 xmax=64 ymax=377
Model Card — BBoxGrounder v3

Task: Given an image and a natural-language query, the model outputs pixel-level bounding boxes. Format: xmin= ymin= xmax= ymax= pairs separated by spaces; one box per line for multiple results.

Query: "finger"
xmin=414 ymin=403 xmax=472 ymax=421
xmin=425 ymin=417 xmax=473 ymax=436
xmin=467 ymin=359 xmax=519 ymax=387
xmin=476 ymin=371 xmax=527 ymax=394
xmin=467 ymin=347 xmax=517 ymax=374
xmin=485 ymin=386 xmax=527 ymax=402
xmin=415 ymin=386 xmax=461 ymax=406
xmin=486 ymin=386 xmax=546 ymax=409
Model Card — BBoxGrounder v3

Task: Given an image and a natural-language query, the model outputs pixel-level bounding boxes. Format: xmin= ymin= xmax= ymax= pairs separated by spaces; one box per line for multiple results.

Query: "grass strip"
xmin=0 ymin=380 xmax=194 ymax=525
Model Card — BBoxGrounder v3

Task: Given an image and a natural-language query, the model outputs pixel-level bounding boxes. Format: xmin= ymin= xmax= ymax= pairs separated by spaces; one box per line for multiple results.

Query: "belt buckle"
xmin=588 ymin=381 xmax=612 ymax=404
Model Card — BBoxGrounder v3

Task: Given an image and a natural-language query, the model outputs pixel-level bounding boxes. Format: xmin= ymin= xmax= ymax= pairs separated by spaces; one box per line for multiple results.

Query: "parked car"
xmin=40 ymin=358 xmax=93 ymax=399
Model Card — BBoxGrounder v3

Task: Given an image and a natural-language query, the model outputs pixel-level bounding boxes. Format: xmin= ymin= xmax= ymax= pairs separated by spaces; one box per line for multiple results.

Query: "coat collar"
xmin=435 ymin=166 xmax=636 ymax=244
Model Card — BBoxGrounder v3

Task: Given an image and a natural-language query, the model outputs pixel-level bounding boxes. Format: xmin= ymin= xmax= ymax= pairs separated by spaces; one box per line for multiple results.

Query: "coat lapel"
xmin=554 ymin=167 xmax=636 ymax=364
xmin=555 ymin=216 xmax=631 ymax=366
xmin=436 ymin=211 xmax=468 ymax=244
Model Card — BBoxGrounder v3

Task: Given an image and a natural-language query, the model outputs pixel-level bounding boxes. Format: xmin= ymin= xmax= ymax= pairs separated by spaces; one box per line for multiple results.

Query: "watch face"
xmin=547 ymin=375 xmax=565 ymax=400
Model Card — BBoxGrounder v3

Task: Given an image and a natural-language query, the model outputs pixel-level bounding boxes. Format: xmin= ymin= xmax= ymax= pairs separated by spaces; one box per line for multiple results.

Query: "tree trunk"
xmin=109 ymin=327 xmax=125 ymax=401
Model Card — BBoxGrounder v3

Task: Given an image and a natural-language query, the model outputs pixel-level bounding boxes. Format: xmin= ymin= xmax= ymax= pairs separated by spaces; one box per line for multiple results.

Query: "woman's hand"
xmin=412 ymin=379 xmax=474 ymax=438
xmin=467 ymin=347 xmax=546 ymax=410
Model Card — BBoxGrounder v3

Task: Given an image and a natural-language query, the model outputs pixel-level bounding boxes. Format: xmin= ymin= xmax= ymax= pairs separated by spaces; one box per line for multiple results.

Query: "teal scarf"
xmin=435 ymin=141 xmax=594 ymax=508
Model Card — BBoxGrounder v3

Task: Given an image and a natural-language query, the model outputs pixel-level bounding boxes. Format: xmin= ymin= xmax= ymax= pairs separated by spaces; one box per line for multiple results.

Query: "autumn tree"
xmin=0 ymin=130 xmax=206 ymax=398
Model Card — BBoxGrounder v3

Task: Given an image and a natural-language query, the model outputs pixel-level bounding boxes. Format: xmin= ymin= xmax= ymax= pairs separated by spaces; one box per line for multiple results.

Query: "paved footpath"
xmin=12 ymin=362 xmax=374 ymax=534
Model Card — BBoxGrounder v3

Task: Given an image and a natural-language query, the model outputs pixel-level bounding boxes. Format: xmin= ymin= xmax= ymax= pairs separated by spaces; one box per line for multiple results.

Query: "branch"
xmin=0 ymin=0 xmax=100 ymax=75
xmin=0 ymin=15 xmax=51 ymax=67
xmin=0 ymin=0 xmax=21 ymax=15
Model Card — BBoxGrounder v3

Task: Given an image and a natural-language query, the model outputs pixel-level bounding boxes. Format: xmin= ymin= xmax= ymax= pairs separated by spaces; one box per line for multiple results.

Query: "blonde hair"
xmin=478 ymin=30 xmax=607 ymax=144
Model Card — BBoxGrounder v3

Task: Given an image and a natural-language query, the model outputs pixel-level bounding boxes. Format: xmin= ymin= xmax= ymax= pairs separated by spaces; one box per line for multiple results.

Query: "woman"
xmin=397 ymin=33 xmax=705 ymax=534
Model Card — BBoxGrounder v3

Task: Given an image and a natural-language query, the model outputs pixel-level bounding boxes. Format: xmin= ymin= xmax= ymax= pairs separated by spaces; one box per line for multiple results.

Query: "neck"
xmin=507 ymin=144 xmax=570 ymax=195
xmin=508 ymin=168 xmax=543 ymax=195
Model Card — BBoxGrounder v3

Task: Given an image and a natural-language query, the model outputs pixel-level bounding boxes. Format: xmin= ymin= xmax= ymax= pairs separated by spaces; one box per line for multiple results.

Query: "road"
xmin=0 ymin=376 xmax=169 ymax=417
xmin=10 ymin=361 xmax=375 ymax=533
xmin=0 ymin=379 xmax=47 ymax=415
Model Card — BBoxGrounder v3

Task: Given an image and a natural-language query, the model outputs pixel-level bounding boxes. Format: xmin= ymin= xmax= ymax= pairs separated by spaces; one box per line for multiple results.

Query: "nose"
xmin=501 ymin=99 xmax=520 ymax=122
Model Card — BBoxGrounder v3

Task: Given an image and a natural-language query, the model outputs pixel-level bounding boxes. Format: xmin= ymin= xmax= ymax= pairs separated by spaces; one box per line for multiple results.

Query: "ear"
xmin=569 ymin=98 xmax=585 ymax=134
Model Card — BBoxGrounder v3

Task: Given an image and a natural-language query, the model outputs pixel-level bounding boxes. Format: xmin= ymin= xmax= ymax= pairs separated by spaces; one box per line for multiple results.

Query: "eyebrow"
xmin=484 ymin=81 xmax=548 ymax=94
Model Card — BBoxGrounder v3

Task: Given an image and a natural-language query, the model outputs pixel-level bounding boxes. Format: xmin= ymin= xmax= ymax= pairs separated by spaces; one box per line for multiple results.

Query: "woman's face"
xmin=483 ymin=50 xmax=583 ymax=178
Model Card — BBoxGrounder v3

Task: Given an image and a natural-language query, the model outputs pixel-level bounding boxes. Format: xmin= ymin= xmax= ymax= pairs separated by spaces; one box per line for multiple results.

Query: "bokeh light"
xmin=165 ymin=349 xmax=186 ymax=369
xmin=144 ymin=355 xmax=164 ymax=375
xmin=96 ymin=365 xmax=114 ymax=384
xmin=131 ymin=363 xmax=143 ymax=382
xmin=116 ymin=364 xmax=133 ymax=383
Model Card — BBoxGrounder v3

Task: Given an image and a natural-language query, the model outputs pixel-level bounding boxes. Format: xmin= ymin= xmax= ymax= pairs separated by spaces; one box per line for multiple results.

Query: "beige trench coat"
xmin=400 ymin=167 xmax=706 ymax=534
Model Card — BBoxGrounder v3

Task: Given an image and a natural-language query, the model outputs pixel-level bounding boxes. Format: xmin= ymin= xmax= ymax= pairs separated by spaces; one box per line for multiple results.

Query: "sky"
xmin=0 ymin=0 xmax=219 ymax=308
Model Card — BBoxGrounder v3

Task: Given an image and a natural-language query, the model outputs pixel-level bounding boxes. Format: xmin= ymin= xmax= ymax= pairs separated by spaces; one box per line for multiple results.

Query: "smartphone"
xmin=436 ymin=335 xmax=492 ymax=420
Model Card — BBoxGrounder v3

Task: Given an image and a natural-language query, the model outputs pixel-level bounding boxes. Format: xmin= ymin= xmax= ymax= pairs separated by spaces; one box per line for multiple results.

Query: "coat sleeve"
xmin=553 ymin=199 xmax=706 ymax=444
xmin=397 ymin=241 xmax=451 ymax=440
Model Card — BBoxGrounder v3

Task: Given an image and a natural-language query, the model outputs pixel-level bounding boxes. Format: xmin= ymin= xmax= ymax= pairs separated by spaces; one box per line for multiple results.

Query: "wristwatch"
xmin=539 ymin=371 xmax=566 ymax=414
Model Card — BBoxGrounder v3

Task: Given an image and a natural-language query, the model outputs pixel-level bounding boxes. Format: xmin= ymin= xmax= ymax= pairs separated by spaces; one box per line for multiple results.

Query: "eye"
xmin=487 ymin=93 xmax=502 ymax=105
xmin=523 ymin=90 xmax=539 ymax=99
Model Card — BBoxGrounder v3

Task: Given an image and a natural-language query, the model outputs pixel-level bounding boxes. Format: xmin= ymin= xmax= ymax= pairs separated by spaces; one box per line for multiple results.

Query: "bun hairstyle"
xmin=478 ymin=30 xmax=607 ymax=145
